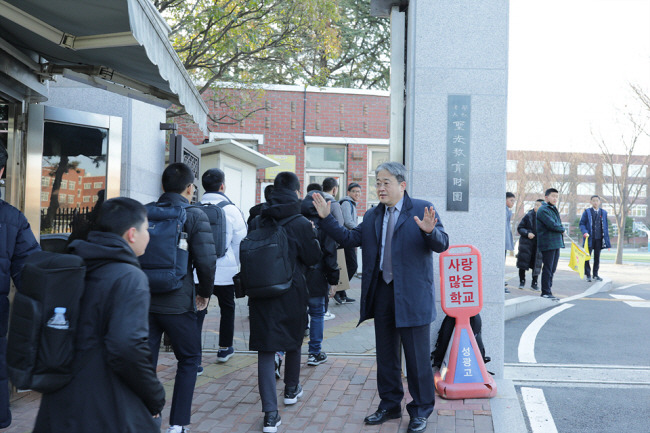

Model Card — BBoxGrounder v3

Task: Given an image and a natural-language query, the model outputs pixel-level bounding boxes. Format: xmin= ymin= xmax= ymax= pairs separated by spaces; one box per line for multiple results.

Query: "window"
xmin=603 ymin=163 xmax=622 ymax=177
xmin=629 ymin=164 xmax=647 ymax=177
xmin=524 ymin=161 xmax=544 ymax=174
xmin=629 ymin=205 xmax=647 ymax=218
xmin=557 ymin=203 xmax=569 ymax=215
xmin=550 ymin=161 xmax=571 ymax=176
xmin=40 ymin=192 xmax=49 ymax=201
xmin=562 ymin=222 xmax=570 ymax=233
xmin=83 ymin=196 xmax=90 ymax=202
xmin=367 ymin=148 xmax=390 ymax=204
xmin=506 ymin=180 xmax=518 ymax=194
xmin=576 ymin=203 xmax=590 ymax=216
xmin=552 ymin=182 xmax=571 ymax=195
xmin=67 ymin=196 xmax=74 ymax=204
xmin=77 ymin=190 xmax=81 ymax=197
xmin=59 ymin=193 xmax=66 ymax=201
xmin=94 ymin=182 xmax=103 ymax=188
xmin=68 ymin=181 xmax=75 ymax=190
xmin=577 ymin=182 xmax=596 ymax=196
xmin=577 ymin=163 xmax=596 ymax=176
xmin=93 ymin=195 xmax=98 ymax=202
xmin=506 ymin=160 xmax=518 ymax=173
xmin=611 ymin=223 xmax=619 ymax=236
xmin=525 ymin=181 xmax=544 ymax=193
xmin=629 ymin=184 xmax=647 ymax=198
xmin=305 ymin=146 xmax=346 ymax=171
xmin=602 ymin=183 xmax=617 ymax=197
xmin=84 ymin=183 xmax=92 ymax=189
xmin=601 ymin=203 xmax=614 ymax=214
xmin=41 ymin=176 xmax=50 ymax=187
xmin=60 ymin=180 xmax=67 ymax=189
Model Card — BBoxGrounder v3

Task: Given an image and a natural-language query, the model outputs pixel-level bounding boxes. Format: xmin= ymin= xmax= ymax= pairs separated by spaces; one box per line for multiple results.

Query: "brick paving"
xmin=4 ymin=276 xmax=495 ymax=433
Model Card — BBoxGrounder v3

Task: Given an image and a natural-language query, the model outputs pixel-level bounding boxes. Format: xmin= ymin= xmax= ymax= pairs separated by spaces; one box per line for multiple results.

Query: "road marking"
xmin=505 ymin=363 xmax=650 ymax=386
xmin=518 ymin=304 xmax=574 ymax=363
xmin=613 ymin=283 xmax=643 ymax=291
xmin=521 ymin=387 xmax=558 ymax=433
xmin=609 ymin=294 xmax=650 ymax=308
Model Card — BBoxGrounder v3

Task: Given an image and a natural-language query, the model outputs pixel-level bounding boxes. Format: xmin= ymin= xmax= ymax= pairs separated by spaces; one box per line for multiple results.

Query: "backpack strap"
xmin=277 ymin=214 xmax=303 ymax=227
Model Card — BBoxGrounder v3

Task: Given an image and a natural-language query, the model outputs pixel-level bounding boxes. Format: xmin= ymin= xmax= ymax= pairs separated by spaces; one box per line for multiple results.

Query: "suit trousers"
xmin=373 ymin=277 xmax=435 ymax=419
xmin=149 ymin=311 xmax=200 ymax=426
xmin=258 ymin=350 xmax=300 ymax=412
xmin=541 ymin=249 xmax=560 ymax=296
xmin=584 ymin=242 xmax=602 ymax=278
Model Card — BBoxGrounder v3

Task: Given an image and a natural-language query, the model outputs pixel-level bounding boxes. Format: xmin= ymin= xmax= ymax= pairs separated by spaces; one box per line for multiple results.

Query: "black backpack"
xmin=197 ymin=201 xmax=232 ymax=258
xmin=239 ymin=215 xmax=301 ymax=298
xmin=7 ymin=251 xmax=86 ymax=393
xmin=138 ymin=202 xmax=189 ymax=293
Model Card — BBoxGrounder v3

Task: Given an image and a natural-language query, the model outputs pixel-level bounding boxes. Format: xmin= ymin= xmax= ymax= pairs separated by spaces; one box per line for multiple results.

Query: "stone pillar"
xmin=402 ymin=0 xmax=509 ymax=376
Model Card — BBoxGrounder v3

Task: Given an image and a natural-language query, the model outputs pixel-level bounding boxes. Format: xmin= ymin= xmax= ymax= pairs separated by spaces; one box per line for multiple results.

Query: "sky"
xmin=507 ymin=0 xmax=650 ymax=155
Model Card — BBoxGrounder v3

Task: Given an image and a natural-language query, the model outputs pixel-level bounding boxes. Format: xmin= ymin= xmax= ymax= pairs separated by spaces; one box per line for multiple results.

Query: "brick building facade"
xmin=507 ymin=149 xmax=649 ymax=244
xmin=176 ymin=84 xmax=391 ymax=215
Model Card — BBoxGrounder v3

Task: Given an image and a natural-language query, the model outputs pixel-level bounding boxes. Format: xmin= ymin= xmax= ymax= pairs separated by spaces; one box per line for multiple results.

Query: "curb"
xmin=505 ymin=278 xmax=612 ymax=321
xmin=491 ymin=379 xmax=527 ymax=433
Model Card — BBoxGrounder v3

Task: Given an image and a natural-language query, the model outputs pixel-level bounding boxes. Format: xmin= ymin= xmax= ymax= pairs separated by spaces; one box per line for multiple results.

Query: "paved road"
xmin=505 ymin=275 xmax=650 ymax=433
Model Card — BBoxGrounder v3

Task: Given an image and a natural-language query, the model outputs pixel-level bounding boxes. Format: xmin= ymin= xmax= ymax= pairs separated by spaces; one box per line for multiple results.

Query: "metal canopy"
xmin=0 ymin=0 xmax=208 ymax=132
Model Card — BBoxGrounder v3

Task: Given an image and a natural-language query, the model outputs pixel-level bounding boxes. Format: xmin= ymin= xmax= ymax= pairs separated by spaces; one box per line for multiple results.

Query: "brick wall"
xmin=176 ymin=86 xmax=391 ymax=215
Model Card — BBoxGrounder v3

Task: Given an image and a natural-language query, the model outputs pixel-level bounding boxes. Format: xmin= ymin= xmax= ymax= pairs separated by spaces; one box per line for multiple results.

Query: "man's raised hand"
xmin=312 ymin=192 xmax=331 ymax=219
xmin=414 ymin=206 xmax=438 ymax=234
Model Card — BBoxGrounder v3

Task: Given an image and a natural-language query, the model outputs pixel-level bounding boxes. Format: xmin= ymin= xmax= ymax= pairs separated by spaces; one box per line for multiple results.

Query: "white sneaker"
xmin=167 ymin=426 xmax=183 ymax=433
xmin=323 ymin=311 xmax=335 ymax=321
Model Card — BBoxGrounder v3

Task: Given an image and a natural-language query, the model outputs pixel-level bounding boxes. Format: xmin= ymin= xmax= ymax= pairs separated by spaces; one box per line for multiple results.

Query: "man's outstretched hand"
xmin=414 ymin=206 xmax=438 ymax=234
xmin=312 ymin=192 xmax=331 ymax=219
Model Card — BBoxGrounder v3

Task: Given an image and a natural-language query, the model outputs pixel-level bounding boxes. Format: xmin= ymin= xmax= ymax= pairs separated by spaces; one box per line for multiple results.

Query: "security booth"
xmin=0 ymin=0 xmax=209 ymax=244
xmin=196 ymin=139 xmax=280 ymax=220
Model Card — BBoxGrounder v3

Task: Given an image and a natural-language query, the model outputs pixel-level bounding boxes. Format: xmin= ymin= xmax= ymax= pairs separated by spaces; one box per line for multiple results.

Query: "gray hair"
xmin=375 ymin=162 xmax=407 ymax=183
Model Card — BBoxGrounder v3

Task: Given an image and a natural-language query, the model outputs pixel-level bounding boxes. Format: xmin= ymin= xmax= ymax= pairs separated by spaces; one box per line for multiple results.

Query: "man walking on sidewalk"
xmin=579 ymin=195 xmax=610 ymax=282
xmin=505 ymin=192 xmax=515 ymax=293
xmin=313 ymin=162 xmax=449 ymax=433
xmin=196 ymin=168 xmax=248 ymax=369
xmin=536 ymin=188 xmax=565 ymax=301
xmin=337 ymin=182 xmax=362 ymax=304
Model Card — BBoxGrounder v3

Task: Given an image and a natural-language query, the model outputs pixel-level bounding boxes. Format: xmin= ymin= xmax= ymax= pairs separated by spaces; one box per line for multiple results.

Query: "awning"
xmin=198 ymin=140 xmax=280 ymax=169
xmin=0 ymin=0 xmax=208 ymax=133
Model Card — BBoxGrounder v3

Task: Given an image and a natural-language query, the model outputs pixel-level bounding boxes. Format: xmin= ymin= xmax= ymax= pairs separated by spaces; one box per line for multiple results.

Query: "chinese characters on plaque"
xmin=442 ymin=255 xmax=479 ymax=308
xmin=446 ymin=95 xmax=471 ymax=212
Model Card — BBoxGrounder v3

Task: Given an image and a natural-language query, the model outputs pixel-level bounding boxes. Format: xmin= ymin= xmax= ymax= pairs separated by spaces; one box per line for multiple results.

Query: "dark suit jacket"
xmin=318 ymin=191 xmax=449 ymax=327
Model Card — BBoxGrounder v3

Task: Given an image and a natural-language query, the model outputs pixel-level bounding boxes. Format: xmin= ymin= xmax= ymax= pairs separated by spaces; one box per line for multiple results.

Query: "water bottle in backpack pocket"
xmin=7 ymin=252 xmax=85 ymax=393
xmin=139 ymin=202 xmax=190 ymax=293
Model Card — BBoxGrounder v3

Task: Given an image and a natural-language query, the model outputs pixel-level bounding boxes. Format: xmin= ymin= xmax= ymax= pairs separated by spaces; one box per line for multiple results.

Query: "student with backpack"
xmin=245 ymin=172 xmax=321 ymax=433
xmin=301 ymin=190 xmax=340 ymax=367
xmin=0 ymin=145 xmax=40 ymax=428
xmin=32 ymin=197 xmax=165 ymax=433
xmin=195 ymin=168 xmax=247 ymax=369
xmin=140 ymin=163 xmax=216 ymax=433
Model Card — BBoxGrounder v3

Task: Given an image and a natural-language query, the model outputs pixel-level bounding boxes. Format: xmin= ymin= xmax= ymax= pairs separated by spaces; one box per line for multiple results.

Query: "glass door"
xmin=25 ymin=105 xmax=121 ymax=245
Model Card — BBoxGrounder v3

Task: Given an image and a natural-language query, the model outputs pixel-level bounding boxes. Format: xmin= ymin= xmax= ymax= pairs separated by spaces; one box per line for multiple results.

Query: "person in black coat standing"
xmin=516 ymin=199 xmax=544 ymax=290
xmin=248 ymin=172 xmax=321 ymax=433
xmin=34 ymin=197 xmax=165 ymax=433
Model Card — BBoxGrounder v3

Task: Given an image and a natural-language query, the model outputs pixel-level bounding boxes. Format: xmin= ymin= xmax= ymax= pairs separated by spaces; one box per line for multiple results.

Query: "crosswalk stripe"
xmin=609 ymin=294 xmax=650 ymax=308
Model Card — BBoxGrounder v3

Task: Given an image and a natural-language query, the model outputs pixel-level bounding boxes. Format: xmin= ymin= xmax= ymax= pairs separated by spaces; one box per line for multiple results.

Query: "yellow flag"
xmin=568 ymin=236 xmax=591 ymax=279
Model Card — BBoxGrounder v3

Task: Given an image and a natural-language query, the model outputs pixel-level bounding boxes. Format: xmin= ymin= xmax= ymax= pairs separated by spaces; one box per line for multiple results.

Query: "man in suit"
xmin=313 ymin=162 xmax=449 ymax=433
xmin=579 ymin=195 xmax=611 ymax=282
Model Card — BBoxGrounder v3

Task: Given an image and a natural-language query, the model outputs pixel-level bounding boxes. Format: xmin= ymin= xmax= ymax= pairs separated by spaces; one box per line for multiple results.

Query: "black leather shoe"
xmin=594 ymin=276 xmax=603 ymax=281
xmin=363 ymin=408 xmax=401 ymax=425
xmin=407 ymin=417 xmax=428 ymax=433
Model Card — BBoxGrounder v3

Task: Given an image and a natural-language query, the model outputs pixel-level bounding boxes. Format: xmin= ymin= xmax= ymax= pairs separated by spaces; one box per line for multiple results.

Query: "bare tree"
xmin=594 ymin=112 xmax=650 ymax=264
